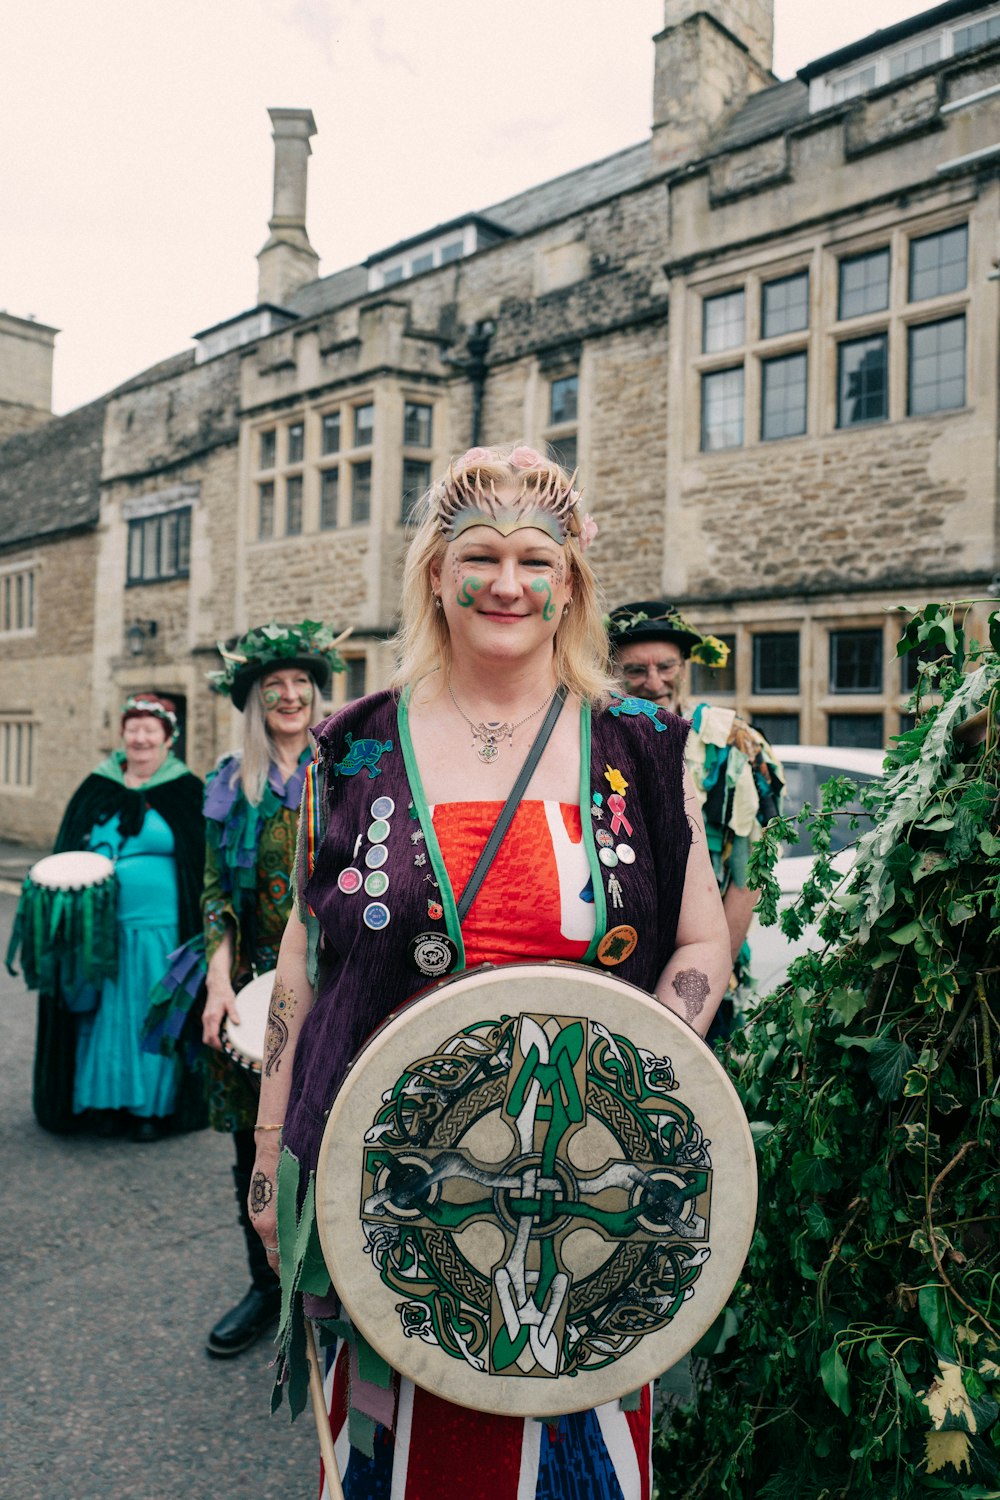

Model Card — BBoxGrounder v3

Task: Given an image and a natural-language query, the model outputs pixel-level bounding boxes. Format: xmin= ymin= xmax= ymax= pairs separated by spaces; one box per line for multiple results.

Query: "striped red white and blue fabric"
xmin=318 ymin=1341 xmax=652 ymax=1500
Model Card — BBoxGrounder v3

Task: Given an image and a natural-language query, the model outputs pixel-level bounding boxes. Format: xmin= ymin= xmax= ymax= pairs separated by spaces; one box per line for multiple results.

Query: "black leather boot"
xmin=205 ymin=1150 xmax=281 ymax=1358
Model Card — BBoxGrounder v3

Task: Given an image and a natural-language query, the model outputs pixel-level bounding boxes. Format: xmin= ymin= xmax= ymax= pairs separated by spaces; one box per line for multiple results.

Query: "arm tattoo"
xmin=264 ymin=977 xmax=296 ymax=1079
xmin=671 ymin=968 xmax=711 ymax=1022
xmin=249 ymin=1170 xmax=274 ymax=1216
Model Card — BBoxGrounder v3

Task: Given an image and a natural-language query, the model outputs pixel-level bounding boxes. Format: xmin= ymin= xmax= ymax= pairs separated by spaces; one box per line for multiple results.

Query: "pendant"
xmin=472 ymin=719 xmax=512 ymax=765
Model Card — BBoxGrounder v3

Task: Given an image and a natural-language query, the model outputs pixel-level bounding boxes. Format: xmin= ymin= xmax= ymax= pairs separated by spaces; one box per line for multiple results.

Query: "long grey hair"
xmin=231 ymin=677 xmax=323 ymax=806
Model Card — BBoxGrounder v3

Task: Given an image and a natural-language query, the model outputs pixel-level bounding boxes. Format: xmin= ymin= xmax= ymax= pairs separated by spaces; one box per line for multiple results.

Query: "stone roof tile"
xmin=0 ymin=398 xmax=106 ymax=551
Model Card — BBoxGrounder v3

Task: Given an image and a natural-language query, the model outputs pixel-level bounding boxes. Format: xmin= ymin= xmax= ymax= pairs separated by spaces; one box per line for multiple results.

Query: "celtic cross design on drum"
xmin=358 ymin=1010 xmax=713 ymax=1382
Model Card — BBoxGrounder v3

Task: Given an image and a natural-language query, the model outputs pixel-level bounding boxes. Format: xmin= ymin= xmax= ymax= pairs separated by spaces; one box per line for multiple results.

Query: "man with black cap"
xmin=606 ymin=602 xmax=783 ymax=1026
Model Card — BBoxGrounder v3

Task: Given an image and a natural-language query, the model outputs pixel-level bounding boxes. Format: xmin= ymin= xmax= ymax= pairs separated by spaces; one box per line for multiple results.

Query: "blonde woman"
xmin=248 ymin=448 xmax=730 ymax=1497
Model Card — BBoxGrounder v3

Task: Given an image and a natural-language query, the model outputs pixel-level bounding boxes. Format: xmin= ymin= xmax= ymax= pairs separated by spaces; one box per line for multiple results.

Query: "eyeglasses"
xmin=621 ymin=660 xmax=684 ymax=680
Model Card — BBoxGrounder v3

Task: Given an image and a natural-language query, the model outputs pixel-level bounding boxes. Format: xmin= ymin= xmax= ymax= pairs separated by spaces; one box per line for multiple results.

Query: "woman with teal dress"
xmin=25 ymin=694 xmax=205 ymax=1138
xmin=146 ymin=623 xmax=345 ymax=1358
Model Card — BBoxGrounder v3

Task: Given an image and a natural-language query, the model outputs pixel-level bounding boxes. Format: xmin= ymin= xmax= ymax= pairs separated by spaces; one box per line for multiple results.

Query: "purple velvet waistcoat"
xmin=283 ymin=689 xmax=690 ymax=1175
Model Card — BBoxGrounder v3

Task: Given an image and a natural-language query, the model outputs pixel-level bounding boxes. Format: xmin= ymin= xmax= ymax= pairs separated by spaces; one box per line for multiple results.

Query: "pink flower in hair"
xmin=456 ymin=447 xmax=491 ymax=467
xmin=508 ymin=445 xmax=546 ymax=469
xmin=577 ymin=513 xmax=599 ymax=551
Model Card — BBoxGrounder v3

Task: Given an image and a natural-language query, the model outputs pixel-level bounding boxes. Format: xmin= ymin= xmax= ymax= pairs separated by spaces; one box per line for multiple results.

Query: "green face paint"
xmin=457 ymin=577 xmax=484 ymax=608
xmin=531 ymin=578 xmax=556 ymax=621
xmin=262 ymin=686 xmax=282 ymax=709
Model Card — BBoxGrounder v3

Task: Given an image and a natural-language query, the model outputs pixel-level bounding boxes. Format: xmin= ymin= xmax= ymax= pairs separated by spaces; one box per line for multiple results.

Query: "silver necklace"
xmin=448 ymin=682 xmax=554 ymax=765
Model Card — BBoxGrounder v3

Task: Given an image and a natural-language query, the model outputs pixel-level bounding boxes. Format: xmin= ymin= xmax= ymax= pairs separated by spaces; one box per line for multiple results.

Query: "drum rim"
xmin=28 ymin=850 xmax=116 ymax=891
xmin=219 ymin=968 xmax=276 ymax=1076
xmin=315 ymin=960 xmax=758 ymax=1418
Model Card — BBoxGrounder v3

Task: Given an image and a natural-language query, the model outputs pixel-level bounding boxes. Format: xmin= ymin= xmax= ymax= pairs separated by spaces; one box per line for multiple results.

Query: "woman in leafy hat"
xmin=18 ymin=694 xmax=205 ymax=1139
xmin=145 ymin=621 xmax=346 ymax=1358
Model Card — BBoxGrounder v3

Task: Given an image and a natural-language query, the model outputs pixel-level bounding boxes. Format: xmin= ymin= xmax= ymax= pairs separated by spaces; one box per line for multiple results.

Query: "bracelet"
xmin=254 ymin=1123 xmax=284 ymax=1132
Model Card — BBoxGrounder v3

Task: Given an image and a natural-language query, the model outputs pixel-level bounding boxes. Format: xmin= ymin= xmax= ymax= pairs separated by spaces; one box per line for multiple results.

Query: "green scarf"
xmin=92 ymin=750 xmax=191 ymax=789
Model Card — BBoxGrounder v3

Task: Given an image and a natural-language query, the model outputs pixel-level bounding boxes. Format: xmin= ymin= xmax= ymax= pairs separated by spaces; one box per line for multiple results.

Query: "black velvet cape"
xmin=33 ymin=768 xmax=206 ymax=1134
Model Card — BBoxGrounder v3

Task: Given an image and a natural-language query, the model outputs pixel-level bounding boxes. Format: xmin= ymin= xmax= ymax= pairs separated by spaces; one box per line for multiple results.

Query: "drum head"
xmin=315 ymin=962 xmax=757 ymax=1418
xmin=29 ymin=851 xmax=115 ymax=890
xmin=221 ymin=969 xmax=276 ymax=1075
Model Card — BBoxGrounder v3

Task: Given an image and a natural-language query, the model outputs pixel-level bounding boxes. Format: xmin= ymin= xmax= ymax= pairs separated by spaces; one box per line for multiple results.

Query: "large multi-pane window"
xmin=0 ymin=719 xmax=34 ymax=789
xmin=401 ymin=459 xmax=431 ymax=524
xmin=696 ymin=218 xmax=970 ymax=451
xmin=761 ymin=352 xmax=808 ymax=440
xmin=0 ymin=568 xmax=36 ymax=634
xmin=703 ymin=290 xmax=745 ymax=353
xmin=908 ymin=317 xmax=966 ymax=415
xmin=761 ymin=272 xmax=809 ymax=338
xmin=838 ymin=249 xmax=890 ymax=319
xmin=910 ymin=224 xmax=968 ymax=302
xmin=701 ymin=367 xmax=745 ymax=451
xmin=127 ymin=508 xmax=192 ymax=584
xmin=838 ymin=335 xmax=889 ymax=427
xmin=403 ymin=401 xmax=432 ymax=448
xmin=753 ymin=633 xmax=800 ymax=694
xmin=830 ymin=629 xmax=883 ymax=693
xmin=351 ymin=462 xmax=372 ymax=525
xmin=699 ymin=269 xmax=809 ymax=450
xmin=345 ymin=658 xmax=367 ymax=700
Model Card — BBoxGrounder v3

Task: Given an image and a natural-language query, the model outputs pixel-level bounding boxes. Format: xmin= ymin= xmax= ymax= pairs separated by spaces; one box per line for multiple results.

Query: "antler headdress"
xmin=434 ymin=446 xmax=597 ymax=549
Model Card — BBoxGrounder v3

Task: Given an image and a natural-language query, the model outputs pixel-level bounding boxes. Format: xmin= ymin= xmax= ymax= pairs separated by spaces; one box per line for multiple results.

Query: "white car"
xmin=749 ymin=744 xmax=885 ymax=994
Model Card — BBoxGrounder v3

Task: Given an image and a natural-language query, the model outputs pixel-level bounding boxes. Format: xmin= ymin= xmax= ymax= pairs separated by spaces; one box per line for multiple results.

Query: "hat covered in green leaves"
xmin=605 ymin=600 xmax=730 ymax=668
xmin=208 ymin=620 xmax=349 ymax=711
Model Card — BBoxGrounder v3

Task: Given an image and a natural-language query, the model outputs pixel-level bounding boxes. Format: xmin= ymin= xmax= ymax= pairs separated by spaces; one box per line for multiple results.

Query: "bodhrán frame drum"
xmin=315 ymin=962 xmax=757 ymax=1419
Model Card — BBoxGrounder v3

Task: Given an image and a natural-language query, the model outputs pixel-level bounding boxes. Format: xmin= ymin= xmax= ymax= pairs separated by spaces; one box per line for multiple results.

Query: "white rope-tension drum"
xmin=315 ymin=962 xmax=757 ymax=1418
xmin=221 ymin=969 xmax=276 ymax=1076
xmin=6 ymin=851 xmax=118 ymax=996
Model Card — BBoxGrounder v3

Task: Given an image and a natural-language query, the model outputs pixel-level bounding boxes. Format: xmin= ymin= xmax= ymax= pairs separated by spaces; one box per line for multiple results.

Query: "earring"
xmin=562 ymin=602 xmax=572 ymax=617
xmin=433 ymin=595 xmax=442 ymax=611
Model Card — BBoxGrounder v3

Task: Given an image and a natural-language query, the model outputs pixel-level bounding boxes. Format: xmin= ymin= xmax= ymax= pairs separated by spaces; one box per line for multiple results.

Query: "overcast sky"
xmin=1 ymin=0 xmax=933 ymax=415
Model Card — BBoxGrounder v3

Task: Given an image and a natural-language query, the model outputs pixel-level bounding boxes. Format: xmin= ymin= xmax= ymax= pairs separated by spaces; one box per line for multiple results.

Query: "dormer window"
xmin=366 ymin=217 xmax=509 ymax=291
xmin=806 ymin=6 xmax=1000 ymax=112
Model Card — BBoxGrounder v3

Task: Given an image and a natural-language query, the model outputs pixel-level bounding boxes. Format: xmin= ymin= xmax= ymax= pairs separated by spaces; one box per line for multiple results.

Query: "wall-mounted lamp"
xmin=126 ymin=619 xmax=158 ymax=657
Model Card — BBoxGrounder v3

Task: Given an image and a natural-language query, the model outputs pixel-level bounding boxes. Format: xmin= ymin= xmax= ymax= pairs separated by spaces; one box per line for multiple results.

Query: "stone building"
xmin=3 ymin=0 xmax=1000 ymax=842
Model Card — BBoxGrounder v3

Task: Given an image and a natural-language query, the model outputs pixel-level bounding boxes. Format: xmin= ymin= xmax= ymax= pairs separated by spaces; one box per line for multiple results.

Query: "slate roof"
xmin=711 ymin=78 xmax=810 ymax=154
xmin=0 ymin=396 xmax=106 ymax=552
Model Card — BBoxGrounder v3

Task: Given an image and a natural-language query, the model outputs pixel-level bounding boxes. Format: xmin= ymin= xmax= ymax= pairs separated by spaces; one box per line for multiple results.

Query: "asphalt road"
xmin=1 ymin=892 xmax=317 ymax=1499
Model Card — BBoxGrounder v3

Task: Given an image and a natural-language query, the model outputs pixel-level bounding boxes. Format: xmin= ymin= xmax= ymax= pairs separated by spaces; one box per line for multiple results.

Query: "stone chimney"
xmin=256 ymin=107 xmax=320 ymax=306
xmin=0 ymin=312 xmax=57 ymax=440
xmin=651 ymin=0 xmax=774 ymax=171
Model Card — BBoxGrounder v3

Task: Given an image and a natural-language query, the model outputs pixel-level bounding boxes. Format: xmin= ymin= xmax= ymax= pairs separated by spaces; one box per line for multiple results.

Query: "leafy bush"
xmin=655 ymin=604 xmax=1000 ymax=1499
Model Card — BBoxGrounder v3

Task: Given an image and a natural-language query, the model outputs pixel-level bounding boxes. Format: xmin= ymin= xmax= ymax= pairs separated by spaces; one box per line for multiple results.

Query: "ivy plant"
xmin=654 ymin=603 xmax=1000 ymax=1500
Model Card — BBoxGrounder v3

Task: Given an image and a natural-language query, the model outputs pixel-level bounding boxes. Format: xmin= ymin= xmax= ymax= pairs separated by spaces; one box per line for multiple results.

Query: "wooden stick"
xmin=304 ymin=1317 xmax=345 ymax=1500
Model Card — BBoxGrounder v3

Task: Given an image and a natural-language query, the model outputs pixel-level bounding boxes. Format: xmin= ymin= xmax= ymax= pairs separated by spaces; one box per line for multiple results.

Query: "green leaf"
xmin=888 ymin=919 xmax=924 ymax=945
xmin=867 ymin=1034 xmax=917 ymax=1101
xmin=819 ymin=1341 xmax=852 ymax=1414
xmin=828 ymin=987 xmax=866 ymax=1025
xmin=980 ymin=830 xmax=1000 ymax=856
xmin=790 ymin=1151 xmax=839 ymax=1193
xmin=919 ymin=1285 xmax=956 ymax=1358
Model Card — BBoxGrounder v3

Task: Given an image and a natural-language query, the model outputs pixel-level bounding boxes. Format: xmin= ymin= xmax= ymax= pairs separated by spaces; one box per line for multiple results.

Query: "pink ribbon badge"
xmin=607 ymin=793 xmax=633 ymax=838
